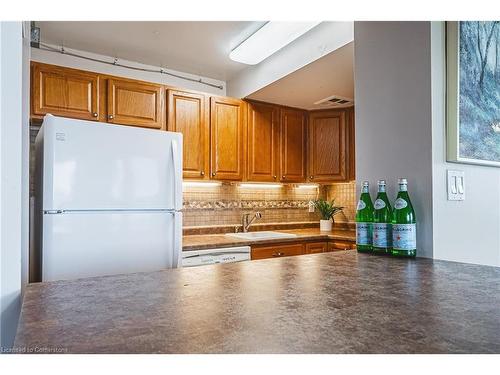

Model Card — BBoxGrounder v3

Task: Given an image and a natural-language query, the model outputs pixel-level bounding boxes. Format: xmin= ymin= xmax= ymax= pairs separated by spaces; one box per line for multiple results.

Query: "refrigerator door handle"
xmin=171 ymin=138 xmax=182 ymax=211
xmin=44 ymin=210 xmax=64 ymax=214
xmin=172 ymin=211 xmax=182 ymax=268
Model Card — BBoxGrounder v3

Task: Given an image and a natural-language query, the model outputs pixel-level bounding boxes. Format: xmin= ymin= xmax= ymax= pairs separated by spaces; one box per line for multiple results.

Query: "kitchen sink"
xmin=226 ymin=231 xmax=297 ymax=240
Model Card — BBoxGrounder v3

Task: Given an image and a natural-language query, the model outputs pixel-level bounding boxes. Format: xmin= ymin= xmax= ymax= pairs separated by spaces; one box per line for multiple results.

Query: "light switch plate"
xmin=447 ymin=170 xmax=465 ymax=201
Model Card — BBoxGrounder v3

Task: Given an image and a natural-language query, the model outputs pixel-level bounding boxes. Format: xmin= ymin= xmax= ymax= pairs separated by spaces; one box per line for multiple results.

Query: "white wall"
xmin=227 ymin=22 xmax=353 ymax=99
xmin=31 ymin=45 xmax=226 ymax=96
xmin=21 ymin=22 xmax=31 ymax=294
xmin=354 ymin=22 xmax=434 ymax=258
xmin=431 ymin=22 xmax=500 ymax=266
xmin=355 ymin=21 xmax=500 ymax=265
xmin=0 ymin=21 xmax=27 ymax=349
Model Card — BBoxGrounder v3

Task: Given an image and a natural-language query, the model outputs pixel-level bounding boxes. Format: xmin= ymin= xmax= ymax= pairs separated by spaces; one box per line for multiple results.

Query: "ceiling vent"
xmin=314 ymin=95 xmax=354 ymax=108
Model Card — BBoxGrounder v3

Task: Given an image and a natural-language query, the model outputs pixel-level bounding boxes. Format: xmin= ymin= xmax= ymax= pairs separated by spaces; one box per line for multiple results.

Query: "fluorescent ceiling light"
xmin=230 ymin=22 xmax=321 ymax=65
xmin=183 ymin=181 xmax=222 ymax=188
xmin=295 ymin=184 xmax=319 ymax=189
xmin=239 ymin=183 xmax=282 ymax=189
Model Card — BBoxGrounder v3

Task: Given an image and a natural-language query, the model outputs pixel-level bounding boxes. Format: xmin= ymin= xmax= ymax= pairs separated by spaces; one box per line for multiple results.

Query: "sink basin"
xmin=226 ymin=231 xmax=297 ymax=240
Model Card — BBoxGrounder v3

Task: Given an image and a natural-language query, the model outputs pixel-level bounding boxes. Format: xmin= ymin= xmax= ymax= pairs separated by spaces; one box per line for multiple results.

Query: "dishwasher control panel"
xmin=182 ymin=246 xmax=251 ymax=267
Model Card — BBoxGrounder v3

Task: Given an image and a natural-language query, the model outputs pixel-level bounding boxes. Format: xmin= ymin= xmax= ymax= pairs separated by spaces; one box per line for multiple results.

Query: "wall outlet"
xmin=308 ymin=201 xmax=315 ymax=213
xmin=447 ymin=170 xmax=465 ymax=201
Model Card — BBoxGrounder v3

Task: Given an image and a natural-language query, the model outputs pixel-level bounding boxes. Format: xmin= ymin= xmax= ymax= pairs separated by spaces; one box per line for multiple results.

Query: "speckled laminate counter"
xmin=183 ymin=228 xmax=356 ymax=251
xmin=14 ymin=252 xmax=500 ymax=353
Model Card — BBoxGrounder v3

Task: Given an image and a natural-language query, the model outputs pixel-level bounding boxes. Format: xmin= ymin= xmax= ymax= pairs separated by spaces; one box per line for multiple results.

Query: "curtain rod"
xmin=32 ymin=41 xmax=224 ymax=90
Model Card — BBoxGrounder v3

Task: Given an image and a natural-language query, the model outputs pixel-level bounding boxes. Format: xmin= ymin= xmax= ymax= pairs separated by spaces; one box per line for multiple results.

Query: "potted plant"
xmin=314 ymin=199 xmax=344 ymax=232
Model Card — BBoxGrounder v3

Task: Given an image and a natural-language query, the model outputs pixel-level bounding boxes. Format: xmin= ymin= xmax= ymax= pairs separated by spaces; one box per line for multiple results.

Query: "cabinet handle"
xmin=92 ymin=112 xmax=98 ymax=117
xmin=200 ymin=171 xmax=205 ymax=176
xmin=273 ymin=175 xmax=277 ymax=179
xmin=310 ymin=175 xmax=314 ymax=179
xmin=108 ymin=115 xmax=114 ymax=120
xmin=212 ymin=172 xmax=216 ymax=177
xmin=282 ymin=175 xmax=286 ymax=179
xmin=272 ymin=252 xmax=284 ymax=257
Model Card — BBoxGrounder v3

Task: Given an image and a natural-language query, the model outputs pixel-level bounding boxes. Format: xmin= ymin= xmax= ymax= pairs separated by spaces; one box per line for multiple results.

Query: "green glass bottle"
xmin=391 ymin=178 xmax=416 ymax=257
xmin=372 ymin=180 xmax=393 ymax=255
xmin=355 ymin=181 xmax=374 ymax=253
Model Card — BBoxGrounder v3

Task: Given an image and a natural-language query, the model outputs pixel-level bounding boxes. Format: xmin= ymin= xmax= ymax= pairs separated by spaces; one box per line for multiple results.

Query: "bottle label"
xmin=357 ymin=200 xmax=366 ymax=210
xmin=356 ymin=222 xmax=372 ymax=245
xmin=374 ymin=199 xmax=386 ymax=210
xmin=392 ymin=224 xmax=416 ymax=250
xmin=373 ymin=223 xmax=392 ymax=248
xmin=394 ymin=198 xmax=408 ymax=210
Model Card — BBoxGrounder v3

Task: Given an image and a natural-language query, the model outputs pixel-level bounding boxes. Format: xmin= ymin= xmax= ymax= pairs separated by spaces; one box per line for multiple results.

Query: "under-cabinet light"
xmin=182 ymin=181 xmax=222 ymax=188
xmin=295 ymin=184 xmax=319 ymax=189
xmin=238 ymin=183 xmax=283 ymax=189
xmin=230 ymin=22 xmax=321 ymax=65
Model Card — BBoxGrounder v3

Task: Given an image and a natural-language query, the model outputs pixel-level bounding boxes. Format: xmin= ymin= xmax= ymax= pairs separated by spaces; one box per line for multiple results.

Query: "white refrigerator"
xmin=35 ymin=115 xmax=183 ymax=282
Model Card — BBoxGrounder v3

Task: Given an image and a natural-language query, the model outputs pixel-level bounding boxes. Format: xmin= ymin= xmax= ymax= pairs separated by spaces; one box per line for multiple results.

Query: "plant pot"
xmin=319 ymin=219 xmax=333 ymax=232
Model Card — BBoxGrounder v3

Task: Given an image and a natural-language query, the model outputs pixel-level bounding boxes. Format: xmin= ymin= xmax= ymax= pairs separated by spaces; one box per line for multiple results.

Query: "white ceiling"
xmin=36 ymin=21 xmax=266 ymax=81
xmin=247 ymin=42 xmax=354 ymax=110
xmin=35 ymin=21 xmax=354 ymax=105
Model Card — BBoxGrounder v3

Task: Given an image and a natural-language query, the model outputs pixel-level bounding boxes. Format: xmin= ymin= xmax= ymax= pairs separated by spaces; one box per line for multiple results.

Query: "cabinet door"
xmin=305 ymin=242 xmax=328 ymax=254
xmin=107 ymin=78 xmax=164 ymax=129
xmin=31 ymin=63 xmax=99 ymax=121
xmin=247 ymin=102 xmax=279 ymax=182
xmin=210 ymin=96 xmax=245 ymax=180
xmin=328 ymin=240 xmax=356 ymax=252
xmin=308 ymin=110 xmax=347 ymax=182
xmin=280 ymin=109 xmax=307 ymax=182
xmin=251 ymin=243 xmax=305 ymax=260
xmin=167 ymin=90 xmax=209 ymax=179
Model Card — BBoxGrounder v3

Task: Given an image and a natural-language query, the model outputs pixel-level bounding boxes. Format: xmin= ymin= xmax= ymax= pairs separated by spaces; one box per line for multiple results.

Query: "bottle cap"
xmin=378 ymin=180 xmax=386 ymax=185
xmin=362 ymin=181 xmax=369 ymax=187
xmin=398 ymin=178 xmax=408 ymax=184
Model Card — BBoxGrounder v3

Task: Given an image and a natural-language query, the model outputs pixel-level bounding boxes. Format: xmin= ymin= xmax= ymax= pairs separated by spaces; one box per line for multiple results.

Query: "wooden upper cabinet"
xmin=167 ymin=89 xmax=209 ymax=179
xmin=31 ymin=62 xmax=99 ymax=121
xmin=280 ymin=108 xmax=307 ymax=182
xmin=30 ymin=63 xmax=356 ymax=184
xmin=308 ymin=109 xmax=348 ymax=182
xmin=107 ymin=78 xmax=164 ymax=129
xmin=210 ymin=96 xmax=245 ymax=181
xmin=246 ymin=102 xmax=279 ymax=182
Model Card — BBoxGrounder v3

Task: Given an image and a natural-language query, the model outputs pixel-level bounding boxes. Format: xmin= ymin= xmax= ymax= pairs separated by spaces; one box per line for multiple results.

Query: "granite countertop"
xmin=183 ymin=228 xmax=356 ymax=251
xmin=14 ymin=252 xmax=500 ymax=353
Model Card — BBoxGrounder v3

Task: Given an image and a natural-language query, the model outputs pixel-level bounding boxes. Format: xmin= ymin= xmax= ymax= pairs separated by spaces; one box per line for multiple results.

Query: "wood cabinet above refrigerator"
xmin=31 ymin=62 xmax=99 ymax=122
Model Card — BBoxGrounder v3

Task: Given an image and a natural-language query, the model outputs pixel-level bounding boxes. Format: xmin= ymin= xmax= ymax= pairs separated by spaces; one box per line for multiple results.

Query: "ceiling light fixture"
xmin=230 ymin=22 xmax=321 ymax=65
xmin=239 ymin=183 xmax=283 ymax=189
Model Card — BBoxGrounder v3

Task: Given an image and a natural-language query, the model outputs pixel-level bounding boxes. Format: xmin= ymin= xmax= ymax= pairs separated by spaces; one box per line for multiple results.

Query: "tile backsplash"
xmin=183 ymin=181 xmax=357 ymax=228
xmin=325 ymin=181 xmax=356 ymax=223
xmin=183 ymin=184 xmax=324 ymax=227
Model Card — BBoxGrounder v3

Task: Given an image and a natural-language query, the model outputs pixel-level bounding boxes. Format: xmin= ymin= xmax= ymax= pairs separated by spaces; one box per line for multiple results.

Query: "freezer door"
xmin=42 ymin=210 xmax=182 ymax=282
xmin=40 ymin=115 xmax=182 ymax=210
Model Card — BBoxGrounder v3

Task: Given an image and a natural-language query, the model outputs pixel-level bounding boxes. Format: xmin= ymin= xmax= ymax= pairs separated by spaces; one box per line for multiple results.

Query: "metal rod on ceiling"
xmin=33 ymin=41 xmax=224 ymax=90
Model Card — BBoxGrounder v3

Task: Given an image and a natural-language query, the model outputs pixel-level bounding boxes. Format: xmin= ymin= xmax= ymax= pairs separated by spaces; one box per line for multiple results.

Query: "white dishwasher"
xmin=181 ymin=246 xmax=251 ymax=267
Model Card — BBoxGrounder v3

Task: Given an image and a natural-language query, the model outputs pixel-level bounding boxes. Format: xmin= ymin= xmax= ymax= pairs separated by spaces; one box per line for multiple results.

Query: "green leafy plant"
xmin=314 ymin=199 xmax=344 ymax=221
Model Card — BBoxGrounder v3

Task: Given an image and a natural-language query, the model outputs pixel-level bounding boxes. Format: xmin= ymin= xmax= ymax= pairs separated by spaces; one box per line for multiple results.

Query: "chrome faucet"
xmin=241 ymin=212 xmax=262 ymax=232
